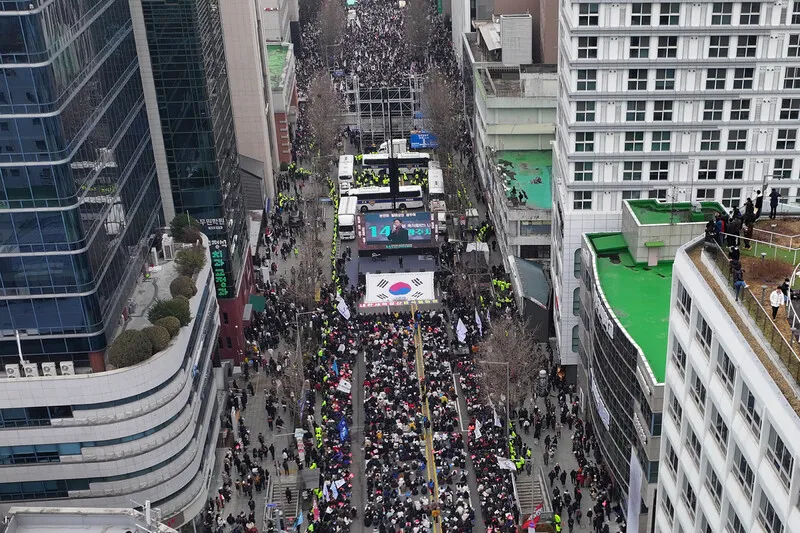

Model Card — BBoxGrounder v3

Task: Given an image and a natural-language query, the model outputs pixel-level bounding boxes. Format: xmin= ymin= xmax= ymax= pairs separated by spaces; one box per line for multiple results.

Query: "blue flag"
xmin=332 ymin=359 xmax=339 ymax=376
xmin=294 ymin=512 xmax=303 ymax=527
xmin=337 ymin=417 xmax=349 ymax=442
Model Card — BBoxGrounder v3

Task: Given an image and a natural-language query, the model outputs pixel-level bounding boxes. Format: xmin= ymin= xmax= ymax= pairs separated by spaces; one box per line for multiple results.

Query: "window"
xmin=758 ymin=493 xmax=784 ymax=533
xmin=667 ymin=389 xmax=683 ymax=425
xmin=794 ymin=1 xmax=800 ymax=24
xmin=627 ymin=101 xmax=646 ymax=122
xmin=695 ymin=314 xmax=712 ymax=355
xmin=701 ymin=131 xmax=721 ymax=150
xmin=578 ymin=37 xmax=598 ymax=58
xmin=790 ymin=34 xmax=800 ymax=57
xmin=649 ymin=189 xmax=667 ymax=200
xmin=625 ymin=131 xmax=644 ymax=151
xmin=774 ymin=159 xmax=793 ymax=180
xmin=690 ymin=368 xmax=707 ymax=409
xmin=623 ymin=161 xmax=643 ymax=180
xmin=574 ymin=248 xmax=582 ymax=278
xmin=573 ymin=191 xmax=592 ymax=210
xmin=655 ymin=68 xmax=675 ymax=90
xmin=711 ymin=2 xmax=732 ymax=24
xmin=703 ymin=100 xmax=723 ymax=121
xmin=710 ymin=404 xmax=729 ymax=452
xmin=724 ymin=159 xmax=744 ymax=179
xmin=571 ymin=325 xmax=580 ymax=352
xmin=628 ymin=69 xmax=648 ymax=90
xmin=733 ymin=68 xmax=754 ymax=89
xmin=708 ymin=35 xmax=729 ymax=57
xmin=576 ymin=101 xmax=595 ymax=122
xmin=737 ymin=35 xmax=758 ymax=57
xmin=576 ymin=132 xmax=594 ymax=152
xmin=653 ymin=101 xmax=673 ymax=121
xmin=651 ymin=131 xmax=671 ymax=151
xmin=622 ymin=190 xmax=641 ymax=200
xmin=780 ymin=98 xmax=800 ymax=120
xmin=573 ymin=288 xmax=581 ymax=315
xmin=739 ymin=382 xmax=762 ymax=437
xmin=728 ymin=508 xmax=746 ymax=533
xmin=698 ymin=160 xmax=718 ymax=180
xmin=767 ymin=426 xmax=794 ymax=488
xmin=665 ymin=438 xmax=679 ymax=474
xmin=705 ymin=466 xmax=723 ymax=510
xmin=727 ymin=130 xmax=747 ymax=150
xmin=716 ymin=347 xmax=736 ymax=394
xmin=706 ymin=68 xmax=727 ymax=89
xmin=632 ymin=2 xmax=652 ymax=24
xmin=661 ymin=493 xmax=675 ymax=524
xmin=630 ymin=36 xmax=650 ymax=58
xmin=777 ymin=129 xmax=797 ymax=150
xmin=577 ymin=69 xmax=597 ymax=90
xmin=682 ymin=479 xmax=697 ymax=519
xmin=740 ymin=2 xmax=761 ymax=24
xmin=730 ymin=99 xmax=751 ymax=120
xmin=660 ymin=2 xmax=680 ymax=24
xmin=677 ymin=283 xmax=692 ymax=320
xmin=579 ymin=3 xmax=599 ymax=25
xmin=722 ymin=188 xmax=741 ymax=208
xmin=658 ymin=35 xmax=678 ymax=57
xmin=700 ymin=514 xmax=713 ymax=533
xmin=574 ymin=162 xmax=593 ymax=181
xmin=649 ymin=160 xmax=669 ymax=180
xmin=687 ymin=426 xmax=702 ymax=466
xmin=786 ymin=67 xmax=800 ymax=89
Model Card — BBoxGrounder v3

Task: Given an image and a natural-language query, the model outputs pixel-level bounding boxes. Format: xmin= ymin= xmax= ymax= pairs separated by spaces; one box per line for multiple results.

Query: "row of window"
xmin=574 ymin=66 xmax=800 ymax=92
xmin=577 ymin=34 xmax=764 ymax=60
xmin=0 ymin=406 xmax=73 ymax=428
xmin=576 ymin=1 xmax=791 ymax=27
xmin=574 ymin=128 xmax=798 ymax=153
xmin=575 ymin=98 xmax=800 ymax=123
xmin=572 ymin=187 xmax=767 ymax=210
xmin=572 ymin=159 xmax=797 ymax=184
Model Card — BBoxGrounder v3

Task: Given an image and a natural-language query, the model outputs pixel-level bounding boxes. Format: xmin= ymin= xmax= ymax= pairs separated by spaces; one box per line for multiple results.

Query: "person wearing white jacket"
xmin=770 ymin=286 xmax=785 ymax=320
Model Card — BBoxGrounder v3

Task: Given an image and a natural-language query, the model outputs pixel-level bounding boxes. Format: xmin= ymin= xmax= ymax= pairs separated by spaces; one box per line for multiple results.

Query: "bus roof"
xmin=345 ymin=185 xmax=423 ymax=194
xmin=339 ymin=154 xmax=354 ymax=164
xmin=338 ymin=195 xmax=359 ymax=214
xmin=361 ymin=152 xmax=430 ymax=161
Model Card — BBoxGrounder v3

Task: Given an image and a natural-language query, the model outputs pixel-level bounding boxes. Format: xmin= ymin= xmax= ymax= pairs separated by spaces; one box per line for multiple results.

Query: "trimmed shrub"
xmin=175 ymin=247 xmax=206 ymax=277
xmin=170 ymin=275 xmax=197 ymax=299
xmin=143 ymin=325 xmax=171 ymax=353
xmin=170 ymin=214 xmax=202 ymax=243
xmin=108 ymin=329 xmax=153 ymax=368
xmin=155 ymin=316 xmax=181 ymax=338
xmin=148 ymin=298 xmax=192 ymax=326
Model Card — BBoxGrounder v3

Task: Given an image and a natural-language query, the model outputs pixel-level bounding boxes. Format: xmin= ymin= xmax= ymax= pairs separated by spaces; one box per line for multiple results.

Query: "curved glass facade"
xmin=0 ymin=0 xmax=162 ymax=364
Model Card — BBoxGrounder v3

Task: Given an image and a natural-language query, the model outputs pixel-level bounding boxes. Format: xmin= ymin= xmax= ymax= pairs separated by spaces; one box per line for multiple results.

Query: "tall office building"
xmin=0 ymin=0 xmax=162 ymax=369
xmin=130 ymin=0 xmax=254 ymax=360
xmin=552 ymin=1 xmax=800 ymax=370
xmin=657 ymin=236 xmax=800 ymax=533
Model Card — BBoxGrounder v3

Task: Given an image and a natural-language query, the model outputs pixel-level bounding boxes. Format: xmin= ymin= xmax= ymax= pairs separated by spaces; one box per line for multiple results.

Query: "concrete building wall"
xmin=220 ymin=0 xmax=277 ymax=202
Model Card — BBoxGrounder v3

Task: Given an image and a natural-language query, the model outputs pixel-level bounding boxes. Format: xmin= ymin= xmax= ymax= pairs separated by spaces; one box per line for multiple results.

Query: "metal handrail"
xmin=715 ymin=232 xmax=800 ymax=265
xmin=703 ymin=241 xmax=800 ymax=382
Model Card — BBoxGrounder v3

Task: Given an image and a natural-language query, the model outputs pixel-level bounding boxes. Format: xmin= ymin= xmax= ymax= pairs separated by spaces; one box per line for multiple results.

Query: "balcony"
xmin=687 ymin=236 xmax=800 ymax=416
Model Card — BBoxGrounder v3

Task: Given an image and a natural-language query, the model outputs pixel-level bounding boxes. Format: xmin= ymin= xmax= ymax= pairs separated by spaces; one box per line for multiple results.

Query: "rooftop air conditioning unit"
xmin=5 ymin=364 xmax=21 ymax=378
xmin=60 ymin=361 xmax=75 ymax=375
xmin=41 ymin=362 xmax=57 ymax=377
xmin=23 ymin=362 xmax=40 ymax=377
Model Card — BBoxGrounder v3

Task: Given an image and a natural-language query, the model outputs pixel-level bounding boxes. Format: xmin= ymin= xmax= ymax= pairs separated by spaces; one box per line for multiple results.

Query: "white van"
xmin=428 ymin=167 xmax=447 ymax=235
xmin=338 ymin=195 xmax=358 ymax=240
xmin=378 ymin=138 xmax=408 ymax=154
xmin=338 ymin=154 xmax=354 ymax=192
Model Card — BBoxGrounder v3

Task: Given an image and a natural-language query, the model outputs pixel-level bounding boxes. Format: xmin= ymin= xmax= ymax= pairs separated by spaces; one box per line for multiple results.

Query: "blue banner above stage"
xmin=410 ymin=131 xmax=438 ymax=149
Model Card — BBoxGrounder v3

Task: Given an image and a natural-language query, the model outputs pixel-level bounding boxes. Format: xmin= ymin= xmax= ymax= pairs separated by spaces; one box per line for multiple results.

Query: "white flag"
xmin=337 ymin=298 xmax=351 ymax=320
xmin=495 ymin=455 xmax=517 ymax=471
xmin=475 ymin=309 xmax=483 ymax=337
xmin=493 ymin=409 xmax=502 ymax=428
xmin=456 ymin=319 xmax=467 ymax=343
xmin=474 ymin=418 xmax=483 ymax=439
xmin=322 ymin=482 xmax=330 ymax=502
xmin=331 ymin=480 xmax=339 ymax=500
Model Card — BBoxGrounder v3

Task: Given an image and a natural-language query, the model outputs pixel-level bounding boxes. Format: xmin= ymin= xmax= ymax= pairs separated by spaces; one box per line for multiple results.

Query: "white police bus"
xmin=361 ymin=152 xmax=430 ymax=173
xmin=343 ymin=185 xmax=424 ymax=212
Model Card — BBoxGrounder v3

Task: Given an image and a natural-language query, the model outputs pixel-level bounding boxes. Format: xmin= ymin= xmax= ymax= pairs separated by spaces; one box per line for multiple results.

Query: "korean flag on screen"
xmin=373 ymin=276 xmax=425 ymax=301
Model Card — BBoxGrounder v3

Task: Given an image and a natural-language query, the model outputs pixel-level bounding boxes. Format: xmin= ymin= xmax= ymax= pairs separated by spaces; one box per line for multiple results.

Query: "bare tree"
xmin=316 ymin=0 xmax=346 ymax=56
xmin=478 ymin=314 xmax=547 ymax=411
xmin=300 ymin=0 xmax=324 ymax=24
xmin=403 ymin=0 xmax=432 ymax=64
xmin=421 ymin=68 xmax=459 ymax=160
xmin=305 ymin=71 xmax=344 ymax=175
xmin=278 ymin=348 xmax=307 ymax=423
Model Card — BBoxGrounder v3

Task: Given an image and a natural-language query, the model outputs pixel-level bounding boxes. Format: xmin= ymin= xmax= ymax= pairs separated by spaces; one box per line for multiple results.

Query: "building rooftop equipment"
xmin=1 ymin=506 xmax=178 ymax=533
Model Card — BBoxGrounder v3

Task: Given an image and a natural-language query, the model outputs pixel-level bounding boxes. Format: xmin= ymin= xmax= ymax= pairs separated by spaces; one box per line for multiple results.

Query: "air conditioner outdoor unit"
xmin=5 ymin=364 xmax=21 ymax=378
xmin=60 ymin=361 xmax=75 ymax=375
xmin=23 ymin=363 xmax=40 ymax=377
xmin=41 ymin=362 xmax=57 ymax=377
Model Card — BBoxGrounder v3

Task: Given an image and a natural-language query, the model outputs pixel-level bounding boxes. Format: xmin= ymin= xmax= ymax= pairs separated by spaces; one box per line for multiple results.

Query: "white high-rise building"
xmin=552 ymin=0 xmax=800 ymax=368
xmin=657 ymin=236 xmax=800 ymax=533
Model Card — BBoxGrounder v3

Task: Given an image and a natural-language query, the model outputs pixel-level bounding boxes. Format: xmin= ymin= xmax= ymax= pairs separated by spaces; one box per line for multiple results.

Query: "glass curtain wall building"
xmin=0 ymin=0 xmax=162 ymax=369
xmin=138 ymin=0 xmax=250 ymax=360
